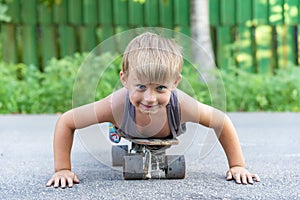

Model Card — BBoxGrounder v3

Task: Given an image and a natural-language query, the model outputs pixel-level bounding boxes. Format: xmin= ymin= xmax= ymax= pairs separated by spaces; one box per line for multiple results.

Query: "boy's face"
xmin=120 ymin=71 xmax=180 ymax=115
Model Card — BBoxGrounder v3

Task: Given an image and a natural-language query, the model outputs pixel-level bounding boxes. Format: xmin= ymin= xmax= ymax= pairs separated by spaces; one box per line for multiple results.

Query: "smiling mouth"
xmin=141 ymin=103 xmax=158 ymax=110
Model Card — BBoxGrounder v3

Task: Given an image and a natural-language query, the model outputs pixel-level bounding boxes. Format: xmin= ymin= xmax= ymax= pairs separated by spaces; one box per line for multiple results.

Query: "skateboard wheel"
xmin=165 ymin=155 xmax=186 ymax=179
xmin=112 ymin=145 xmax=128 ymax=166
xmin=123 ymin=155 xmax=144 ymax=180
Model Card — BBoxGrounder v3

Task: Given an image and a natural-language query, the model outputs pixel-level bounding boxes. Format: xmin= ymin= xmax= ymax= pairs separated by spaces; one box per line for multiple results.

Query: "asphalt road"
xmin=0 ymin=113 xmax=299 ymax=200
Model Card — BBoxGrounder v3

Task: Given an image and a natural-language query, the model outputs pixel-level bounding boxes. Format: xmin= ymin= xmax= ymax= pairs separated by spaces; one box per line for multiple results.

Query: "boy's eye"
xmin=137 ymin=84 xmax=146 ymax=90
xmin=157 ymin=85 xmax=167 ymax=91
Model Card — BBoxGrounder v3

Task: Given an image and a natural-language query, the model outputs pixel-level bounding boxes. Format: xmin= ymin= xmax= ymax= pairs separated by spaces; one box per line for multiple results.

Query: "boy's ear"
xmin=120 ymin=71 xmax=127 ymax=88
xmin=173 ymin=74 xmax=182 ymax=88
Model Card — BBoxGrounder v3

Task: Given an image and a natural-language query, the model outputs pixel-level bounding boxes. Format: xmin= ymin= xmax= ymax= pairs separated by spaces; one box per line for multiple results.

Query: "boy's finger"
xmin=241 ymin=175 xmax=248 ymax=184
xmin=60 ymin=178 xmax=66 ymax=189
xmin=46 ymin=178 xmax=54 ymax=187
xmin=54 ymin=177 xmax=60 ymax=188
xmin=253 ymin=174 xmax=261 ymax=182
xmin=67 ymin=177 xmax=73 ymax=188
xmin=73 ymin=174 xmax=80 ymax=183
xmin=247 ymin=174 xmax=254 ymax=184
xmin=234 ymin=174 xmax=241 ymax=184
xmin=226 ymin=171 xmax=233 ymax=180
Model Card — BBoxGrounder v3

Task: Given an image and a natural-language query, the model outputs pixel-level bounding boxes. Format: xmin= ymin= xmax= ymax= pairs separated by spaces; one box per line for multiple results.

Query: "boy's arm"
xmin=199 ymin=106 xmax=245 ymax=168
xmin=47 ymin=104 xmax=108 ymax=188
xmin=197 ymin=103 xmax=260 ymax=184
xmin=47 ymin=93 xmax=118 ymax=188
xmin=177 ymin=89 xmax=259 ymax=184
xmin=53 ymin=110 xmax=76 ymax=172
xmin=47 ymin=88 xmax=126 ymax=188
xmin=46 ymin=109 xmax=79 ymax=188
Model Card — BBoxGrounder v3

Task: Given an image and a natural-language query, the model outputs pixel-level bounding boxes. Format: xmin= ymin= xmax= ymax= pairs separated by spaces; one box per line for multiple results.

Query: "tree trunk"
xmin=190 ymin=0 xmax=215 ymax=73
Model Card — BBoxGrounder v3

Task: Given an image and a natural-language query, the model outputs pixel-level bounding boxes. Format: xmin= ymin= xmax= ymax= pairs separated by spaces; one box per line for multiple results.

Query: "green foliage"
xmin=0 ymin=53 xmax=85 ymax=113
xmin=222 ymin=67 xmax=300 ymax=112
xmin=179 ymin=62 xmax=211 ymax=105
xmin=72 ymin=52 xmax=121 ymax=107
xmin=0 ymin=1 xmax=11 ymax=22
xmin=0 ymin=63 xmax=41 ymax=113
xmin=0 ymin=53 xmax=299 ymax=114
xmin=38 ymin=53 xmax=86 ymax=113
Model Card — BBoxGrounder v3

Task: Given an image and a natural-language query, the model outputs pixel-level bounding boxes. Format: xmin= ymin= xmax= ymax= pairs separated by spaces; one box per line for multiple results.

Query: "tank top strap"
xmin=167 ymin=89 xmax=186 ymax=138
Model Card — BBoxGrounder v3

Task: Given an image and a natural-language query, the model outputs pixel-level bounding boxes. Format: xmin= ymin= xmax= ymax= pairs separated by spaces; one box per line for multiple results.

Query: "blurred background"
xmin=0 ymin=0 xmax=299 ymax=114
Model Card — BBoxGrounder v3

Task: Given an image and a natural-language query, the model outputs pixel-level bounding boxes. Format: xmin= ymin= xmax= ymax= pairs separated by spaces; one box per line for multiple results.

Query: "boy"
xmin=46 ymin=32 xmax=260 ymax=188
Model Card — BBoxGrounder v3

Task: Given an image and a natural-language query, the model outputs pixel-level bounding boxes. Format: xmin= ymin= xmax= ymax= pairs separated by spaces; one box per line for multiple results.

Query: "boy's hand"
xmin=226 ymin=166 xmax=260 ymax=184
xmin=46 ymin=170 xmax=80 ymax=188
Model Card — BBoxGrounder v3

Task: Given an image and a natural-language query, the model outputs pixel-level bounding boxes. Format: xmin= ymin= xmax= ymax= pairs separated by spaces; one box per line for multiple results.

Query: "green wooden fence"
xmin=0 ymin=0 xmax=190 ymax=68
xmin=1 ymin=0 xmax=300 ymax=74
xmin=210 ymin=0 xmax=300 ymax=73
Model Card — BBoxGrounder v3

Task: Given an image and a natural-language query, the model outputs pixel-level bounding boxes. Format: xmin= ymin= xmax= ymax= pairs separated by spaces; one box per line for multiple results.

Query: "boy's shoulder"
xmin=109 ymin=88 xmax=127 ymax=125
xmin=112 ymin=87 xmax=127 ymax=97
xmin=175 ymin=89 xmax=194 ymax=103
xmin=175 ymin=88 xmax=202 ymax=123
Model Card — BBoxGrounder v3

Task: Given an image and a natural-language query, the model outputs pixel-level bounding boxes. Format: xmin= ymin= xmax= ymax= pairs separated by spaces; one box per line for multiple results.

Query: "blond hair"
xmin=122 ymin=32 xmax=183 ymax=84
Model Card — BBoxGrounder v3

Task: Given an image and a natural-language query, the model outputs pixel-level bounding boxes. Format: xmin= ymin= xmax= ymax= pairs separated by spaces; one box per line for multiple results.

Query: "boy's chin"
xmin=137 ymin=106 xmax=160 ymax=115
xmin=138 ymin=109 xmax=159 ymax=115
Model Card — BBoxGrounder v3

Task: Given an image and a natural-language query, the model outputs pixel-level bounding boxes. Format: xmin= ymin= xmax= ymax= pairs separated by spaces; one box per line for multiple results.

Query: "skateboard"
xmin=111 ymin=138 xmax=185 ymax=180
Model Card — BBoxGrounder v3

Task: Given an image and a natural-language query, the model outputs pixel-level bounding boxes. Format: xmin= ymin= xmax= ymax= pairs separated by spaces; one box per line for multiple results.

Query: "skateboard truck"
xmin=111 ymin=138 xmax=186 ymax=180
xmin=144 ymin=149 xmax=152 ymax=179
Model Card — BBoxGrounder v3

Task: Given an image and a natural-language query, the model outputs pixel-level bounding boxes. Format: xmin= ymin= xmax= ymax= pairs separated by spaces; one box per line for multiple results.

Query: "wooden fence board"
xmin=285 ymin=26 xmax=296 ymax=66
xmin=159 ymin=0 xmax=174 ymax=28
xmin=236 ymin=0 xmax=253 ymax=26
xmin=284 ymin=0 xmax=300 ymax=25
xmin=98 ymin=0 xmax=113 ymax=25
xmin=253 ymin=0 xmax=269 ymax=25
xmin=236 ymin=26 xmax=255 ymax=72
xmin=40 ymin=25 xmax=57 ymax=66
xmin=209 ymin=0 xmax=219 ymax=26
xmin=79 ymin=26 xmax=97 ymax=52
xmin=58 ymin=25 xmax=77 ymax=57
xmin=129 ymin=0 xmax=144 ymax=26
xmin=38 ymin=4 xmax=53 ymax=25
xmin=83 ymin=0 xmax=98 ymax=25
xmin=22 ymin=25 xmax=38 ymax=65
xmin=68 ymin=0 xmax=82 ymax=25
xmin=144 ymin=0 xmax=159 ymax=26
xmin=220 ymin=0 xmax=235 ymax=25
xmin=174 ymin=26 xmax=190 ymax=36
xmin=298 ymin=26 xmax=300 ymax=65
xmin=269 ymin=0 xmax=284 ymax=25
xmin=97 ymin=25 xmax=114 ymax=41
xmin=1 ymin=24 xmax=17 ymax=63
xmin=6 ymin=0 xmax=21 ymax=24
xmin=113 ymin=0 xmax=128 ymax=25
xmin=21 ymin=0 xmax=37 ymax=25
xmin=216 ymin=26 xmax=233 ymax=69
xmin=53 ymin=0 xmax=68 ymax=24
xmin=174 ymin=0 xmax=189 ymax=26
xmin=255 ymin=26 xmax=272 ymax=74
xmin=96 ymin=25 xmax=116 ymax=53
xmin=276 ymin=26 xmax=296 ymax=68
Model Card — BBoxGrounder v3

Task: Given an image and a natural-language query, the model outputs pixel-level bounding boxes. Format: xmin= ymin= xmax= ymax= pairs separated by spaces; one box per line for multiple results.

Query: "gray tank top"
xmin=115 ymin=89 xmax=186 ymax=139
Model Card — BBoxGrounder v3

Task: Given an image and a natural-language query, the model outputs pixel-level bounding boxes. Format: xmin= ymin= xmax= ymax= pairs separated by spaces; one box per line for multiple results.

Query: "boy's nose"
xmin=144 ymin=90 xmax=156 ymax=103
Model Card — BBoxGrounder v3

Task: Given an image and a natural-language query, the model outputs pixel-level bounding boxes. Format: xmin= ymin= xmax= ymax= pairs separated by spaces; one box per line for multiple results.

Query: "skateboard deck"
xmin=130 ymin=138 xmax=179 ymax=146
